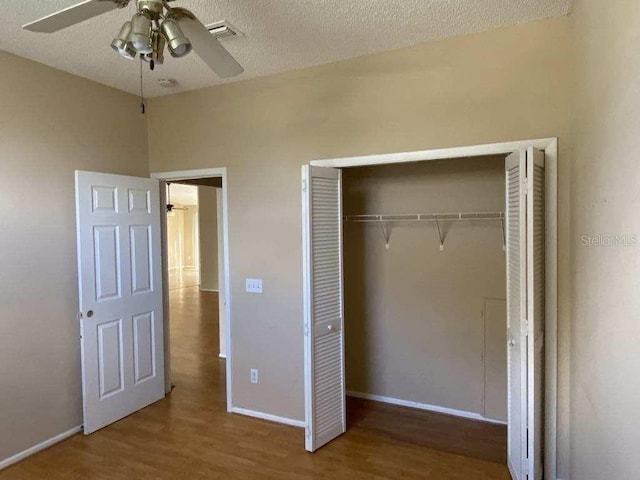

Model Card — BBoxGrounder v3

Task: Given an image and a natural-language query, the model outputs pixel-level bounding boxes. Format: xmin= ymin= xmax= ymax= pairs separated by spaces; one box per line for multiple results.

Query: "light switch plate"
xmin=246 ymin=278 xmax=263 ymax=293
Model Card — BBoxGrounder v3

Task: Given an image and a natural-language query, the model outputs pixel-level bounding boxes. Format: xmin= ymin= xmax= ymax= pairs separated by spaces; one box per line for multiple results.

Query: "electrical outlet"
xmin=250 ymin=368 xmax=259 ymax=384
xmin=246 ymin=278 xmax=263 ymax=293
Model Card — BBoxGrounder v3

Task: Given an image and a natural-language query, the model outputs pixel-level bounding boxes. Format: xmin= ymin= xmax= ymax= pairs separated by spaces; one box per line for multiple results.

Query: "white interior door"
xmin=505 ymin=148 xmax=545 ymax=480
xmin=526 ymin=147 xmax=545 ymax=480
xmin=506 ymin=150 xmax=527 ymax=480
xmin=75 ymin=171 xmax=165 ymax=434
xmin=302 ymin=165 xmax=346 ymax=452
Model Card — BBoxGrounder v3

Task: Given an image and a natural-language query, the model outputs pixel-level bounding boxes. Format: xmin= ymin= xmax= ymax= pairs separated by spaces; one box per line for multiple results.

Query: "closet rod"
xmin=343 ymin=212 xmax=506 ymax=251
xmin=343 ymin=212 xmax=505 ymax=223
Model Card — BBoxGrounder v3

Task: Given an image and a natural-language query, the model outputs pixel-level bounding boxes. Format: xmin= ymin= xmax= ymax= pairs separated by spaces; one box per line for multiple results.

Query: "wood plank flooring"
xmin=2 ymin=287 xmax=509 ymax=480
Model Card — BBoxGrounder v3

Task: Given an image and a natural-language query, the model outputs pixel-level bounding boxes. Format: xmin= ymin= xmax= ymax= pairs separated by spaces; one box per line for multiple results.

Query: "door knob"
xmin=87 ymin=310 xmax=94 ymax=318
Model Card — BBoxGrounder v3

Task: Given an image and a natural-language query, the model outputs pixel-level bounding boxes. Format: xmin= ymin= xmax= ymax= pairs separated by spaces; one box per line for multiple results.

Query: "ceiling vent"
xmin=158 ymin=78 xmax=179 ymax=89
xmin=205 ymin=20 xmax=243 ymax=40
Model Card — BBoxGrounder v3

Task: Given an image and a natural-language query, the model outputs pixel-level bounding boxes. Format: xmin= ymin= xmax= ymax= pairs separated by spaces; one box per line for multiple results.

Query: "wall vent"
xmin=205 ymin=20 xmax=243 ymax=40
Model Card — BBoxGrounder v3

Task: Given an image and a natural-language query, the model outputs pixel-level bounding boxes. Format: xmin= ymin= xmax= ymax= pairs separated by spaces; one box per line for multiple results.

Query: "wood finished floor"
xmin=2 ymin=287 xmax=509 ymax=479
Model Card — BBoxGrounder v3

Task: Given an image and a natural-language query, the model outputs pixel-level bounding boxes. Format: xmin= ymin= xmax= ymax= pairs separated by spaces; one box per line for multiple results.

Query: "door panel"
xmin=94 ymin=226 xmax=121 ymax=301
xmin=130 ymin=225 xmax=152 ymax=294
xmin=129 ymin=189 xmax=151 ymax=213
xmin=92 ymin=186 xmax=118 ymax=212
xmin=302 ymin=165 xmax=346 ymax=452
xmin=76 ymin=171 xmax=165 ymax=435
xmin=133 ymin=311 xmax=156 ymax=384
xmin=97 ymin=319 xmax=124 ymax=398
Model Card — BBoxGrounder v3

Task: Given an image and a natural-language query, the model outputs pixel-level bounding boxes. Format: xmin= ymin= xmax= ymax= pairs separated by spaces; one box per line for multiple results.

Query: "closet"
xmin=302 ymin=146 xmax=546 ymax=480
xmin=341 ymin=156 xmax=507 ymax=424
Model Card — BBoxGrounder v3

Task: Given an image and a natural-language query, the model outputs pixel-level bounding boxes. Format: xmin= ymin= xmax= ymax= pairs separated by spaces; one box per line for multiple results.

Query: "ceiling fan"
xmin=166 ymin=183 xmax=188 ymax=214
xmin=22 ymin=0 xmax=244 ymax=78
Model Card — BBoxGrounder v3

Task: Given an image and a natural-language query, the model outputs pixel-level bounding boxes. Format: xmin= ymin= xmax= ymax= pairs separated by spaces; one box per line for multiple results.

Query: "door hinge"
xmin=304 ymin=324 xmax=310 ymax=336
xmin=305 ymin=427 xmax=311 ymax=438
xmin=522 ymin=460 xmax=530 ymax=476
xmin=302 ymin=179 xmax=307 ymax=193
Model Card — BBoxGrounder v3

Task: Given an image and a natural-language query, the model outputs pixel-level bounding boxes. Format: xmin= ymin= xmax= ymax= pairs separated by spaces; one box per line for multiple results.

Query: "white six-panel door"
xmin=302 ymin=165 xmax=346 ymax=452
xmin=505 ymin=149 xmax=545 ymax=480
xmin=75 ymin=171 xmax=165 ymax=434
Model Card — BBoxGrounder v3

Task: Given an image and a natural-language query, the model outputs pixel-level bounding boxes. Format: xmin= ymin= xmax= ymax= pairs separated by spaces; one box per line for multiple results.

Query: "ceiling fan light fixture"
xmin=129 ymin=12 xmax=153 ymax=54
xmin=111 ymin=21 xmax=136 ymax=59
xmin=161 ymin=18 xmax=192 ymax=58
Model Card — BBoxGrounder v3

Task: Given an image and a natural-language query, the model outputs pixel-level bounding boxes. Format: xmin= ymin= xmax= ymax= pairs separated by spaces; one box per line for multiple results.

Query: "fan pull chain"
xmin=139 ymin=58 xmax=146 ymax=115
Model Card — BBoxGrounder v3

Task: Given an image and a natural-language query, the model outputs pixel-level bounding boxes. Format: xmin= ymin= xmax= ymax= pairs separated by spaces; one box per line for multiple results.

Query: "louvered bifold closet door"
xmin=302 ymin=166 xmax=346 ymax=452
xmin=505 ymin=150 xmax=527 ymax=480
xmin=526 ymin=147 xmax=545 ymax=480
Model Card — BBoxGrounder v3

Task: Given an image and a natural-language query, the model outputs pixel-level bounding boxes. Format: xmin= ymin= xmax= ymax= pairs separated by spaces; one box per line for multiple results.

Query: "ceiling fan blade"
xmin=23 ymin=0 xmax=122 ymax=33
xmin=178 ymin=16 xmax=244 ymax=78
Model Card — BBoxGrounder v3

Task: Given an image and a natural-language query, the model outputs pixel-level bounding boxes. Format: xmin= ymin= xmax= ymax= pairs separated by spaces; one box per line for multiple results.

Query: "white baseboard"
xmin=0 ymin=425 xmax=82 ymax=471
xmin=231 ymin=407 xmax=305 ymax=428
xmin=199 ymin=288 xmax=219 ymax=293
xmin=347 ymin=391 xmax=507 ymax=426
xmin=218 ymin=353 xmax=227 ymax=359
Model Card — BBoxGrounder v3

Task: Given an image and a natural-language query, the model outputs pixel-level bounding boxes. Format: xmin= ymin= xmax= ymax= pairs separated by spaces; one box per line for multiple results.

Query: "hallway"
xmin=2 ymin=287 xmax=508 ymax=479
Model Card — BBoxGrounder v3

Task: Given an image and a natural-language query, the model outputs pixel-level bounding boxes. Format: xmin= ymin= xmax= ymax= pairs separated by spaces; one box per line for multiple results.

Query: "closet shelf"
xmin=343 ymin=211 xmax=506 ymax=251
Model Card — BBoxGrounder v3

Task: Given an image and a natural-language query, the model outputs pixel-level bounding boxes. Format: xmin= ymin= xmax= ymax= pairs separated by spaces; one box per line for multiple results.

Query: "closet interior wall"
xmin=342 ymin=155 xmax=507 ymax=417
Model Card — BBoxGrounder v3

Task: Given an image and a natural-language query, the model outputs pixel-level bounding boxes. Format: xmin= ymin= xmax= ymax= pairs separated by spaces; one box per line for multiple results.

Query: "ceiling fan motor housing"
xmin=137 ymin=0 xmax=164 ymax=20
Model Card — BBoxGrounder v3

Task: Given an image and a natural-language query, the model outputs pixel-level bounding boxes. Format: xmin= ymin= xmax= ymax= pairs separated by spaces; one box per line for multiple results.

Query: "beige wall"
xmin=0 ymin=52 xmax=148 ymax=462
xmin=147 ymin=16 xmax=572 ymax=474
xmin=570 ymin=1 xmax=640 ymax=478
xmin=182 ymin=206 xmax=199 ymax=269
xmin=343 ymin=157 xmax=506 ymax=416
xmin=167 ymin=208 xmax=185 ymax=270
xmin=199 ymin=186 xmax=219 ymax=291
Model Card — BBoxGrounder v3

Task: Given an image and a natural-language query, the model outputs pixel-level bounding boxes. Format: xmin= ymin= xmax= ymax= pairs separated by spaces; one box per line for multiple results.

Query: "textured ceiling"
xmin=1 ymin=0 xmax=572 ymax=97
xmin=169 ymin=183 xmax=198 ymax=206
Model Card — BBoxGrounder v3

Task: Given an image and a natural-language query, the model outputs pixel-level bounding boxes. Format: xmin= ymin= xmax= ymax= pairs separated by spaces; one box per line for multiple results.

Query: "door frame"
xmin=150 ymin=168 xmax=233 ymax=412
xmin=306 ymin=137 xmax=558 ymax=480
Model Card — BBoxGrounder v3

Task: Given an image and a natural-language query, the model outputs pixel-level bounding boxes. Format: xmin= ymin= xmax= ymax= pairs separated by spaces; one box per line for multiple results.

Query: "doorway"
xmin=151 ymin=168 xmax=232 ymax=409
xmin=301 ymin=139 xmax=558 ymax=480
